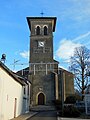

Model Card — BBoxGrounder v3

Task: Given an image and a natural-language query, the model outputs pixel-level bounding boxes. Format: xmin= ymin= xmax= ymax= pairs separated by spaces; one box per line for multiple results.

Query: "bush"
xmin=63 ymin=105 xmax=81 ymax=117
xmin=65 ymin=96 xmax=77 ymax=104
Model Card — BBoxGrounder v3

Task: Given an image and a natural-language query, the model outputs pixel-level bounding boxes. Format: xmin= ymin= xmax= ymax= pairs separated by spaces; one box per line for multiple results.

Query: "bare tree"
xmin=70 ymin=46 xmax=90 ymax=100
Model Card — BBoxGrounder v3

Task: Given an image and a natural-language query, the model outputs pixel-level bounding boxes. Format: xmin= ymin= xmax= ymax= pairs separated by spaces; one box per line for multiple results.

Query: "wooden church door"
xmin=38 ymin=93 xmax=45 ymax=105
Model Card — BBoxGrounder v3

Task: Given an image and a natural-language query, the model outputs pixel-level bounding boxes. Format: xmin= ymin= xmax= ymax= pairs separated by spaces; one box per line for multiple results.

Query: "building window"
xmin=24 ymin=87 xmax=26 ymax=94
xmin=36 ymin=26 xmax=40 ymax=35
xmin=28 ymin=85 xmax=29 ymax=95
xmin=44 ymin=26 xmax=48 ymax=35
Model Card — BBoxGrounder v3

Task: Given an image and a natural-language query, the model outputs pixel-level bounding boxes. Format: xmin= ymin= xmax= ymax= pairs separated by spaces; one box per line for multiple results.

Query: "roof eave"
xmin=26 ymin=17 xmax=57 ymax=32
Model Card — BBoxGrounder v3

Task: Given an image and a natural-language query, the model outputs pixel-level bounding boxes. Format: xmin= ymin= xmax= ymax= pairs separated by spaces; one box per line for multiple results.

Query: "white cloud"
xmin=56 ymin=39 xmax=81 ymax=60
xmin=56 ymin=31 xmax=90 ymax=60
xmin=20 ymin=50 xmax=29 ymax=59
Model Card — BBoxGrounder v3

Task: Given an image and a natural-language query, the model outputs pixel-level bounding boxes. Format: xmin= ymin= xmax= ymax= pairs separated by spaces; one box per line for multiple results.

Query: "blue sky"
xmin=0 ymin=0 xmax=90 ymax=71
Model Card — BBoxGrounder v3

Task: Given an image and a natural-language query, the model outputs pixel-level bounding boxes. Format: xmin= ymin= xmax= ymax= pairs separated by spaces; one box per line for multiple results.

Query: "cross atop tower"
xmin=40 ymin=10 xmax=44 ymax=17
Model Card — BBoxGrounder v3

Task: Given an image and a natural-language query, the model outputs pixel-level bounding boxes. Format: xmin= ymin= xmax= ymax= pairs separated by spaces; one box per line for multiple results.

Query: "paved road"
xmin=58 ymin=117 xmax=89 ymax=120
xmin=27 ymin=111 xmax=57 ymax=120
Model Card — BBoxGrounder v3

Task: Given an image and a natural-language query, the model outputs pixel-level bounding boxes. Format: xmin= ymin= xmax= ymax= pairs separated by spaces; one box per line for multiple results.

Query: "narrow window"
xmin=36 ymin=26 xmax=40 ymax=35
xmin=14 ymin=98 xmax=17 ymax=118
xmin=44 ymin=26 xmax=48 ymax=35
xmin=28 ymin=85 xmax=29 ymax=95
xmin=24 ymin=87 xmax=26 ymax=94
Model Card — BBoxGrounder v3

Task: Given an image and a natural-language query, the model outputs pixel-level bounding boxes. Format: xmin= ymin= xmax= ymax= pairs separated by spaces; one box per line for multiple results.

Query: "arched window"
xmin=36 ymin=26 xmax=40 ymax=35
xmin=44 ymin=26 xmax=48 ymax=35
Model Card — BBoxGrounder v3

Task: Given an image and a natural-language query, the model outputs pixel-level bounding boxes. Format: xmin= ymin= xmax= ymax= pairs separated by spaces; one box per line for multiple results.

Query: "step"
xmin=30 ymin=105 xmax=56 ymax=112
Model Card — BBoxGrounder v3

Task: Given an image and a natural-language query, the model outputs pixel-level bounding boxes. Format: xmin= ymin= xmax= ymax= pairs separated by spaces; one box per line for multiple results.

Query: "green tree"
xmin=70 ymin=46 xmax=90 ymax=100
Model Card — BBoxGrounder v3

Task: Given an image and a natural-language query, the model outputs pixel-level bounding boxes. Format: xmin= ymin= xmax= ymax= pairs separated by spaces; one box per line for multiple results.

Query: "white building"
xmin=85 ymin=85 xmax=90 ymax=115
xmin=0 ymin=61 xmax=31 ymax=120
xmin=85 ymin=94 xmax=90 ymax=115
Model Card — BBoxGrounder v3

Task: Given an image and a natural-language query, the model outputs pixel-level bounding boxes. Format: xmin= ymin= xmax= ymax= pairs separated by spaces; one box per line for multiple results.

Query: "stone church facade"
xmin=17 ymin=16 xmax=74 ymax=106
xmin=26 ymin=17 xmax=74 ymax=106
xmin=27 ymin=17 xmax=59 ymax=105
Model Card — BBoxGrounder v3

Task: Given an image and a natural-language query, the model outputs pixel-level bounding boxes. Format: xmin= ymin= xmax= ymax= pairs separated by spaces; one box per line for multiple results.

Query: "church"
xmin=17 ymin=16 xmax=74 ymax=106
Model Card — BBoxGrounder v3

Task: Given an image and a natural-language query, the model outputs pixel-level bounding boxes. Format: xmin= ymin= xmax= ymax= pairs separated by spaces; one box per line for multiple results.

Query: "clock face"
xmin=38 ymin=41 xmax=44 ymax=47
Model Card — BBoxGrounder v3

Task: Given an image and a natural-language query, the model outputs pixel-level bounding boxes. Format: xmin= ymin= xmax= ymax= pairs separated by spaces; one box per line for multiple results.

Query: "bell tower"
xmin=27 ymin=17 xmax=56 ymax=63
xmin=27 ymin=17 xmax=59 ymax=106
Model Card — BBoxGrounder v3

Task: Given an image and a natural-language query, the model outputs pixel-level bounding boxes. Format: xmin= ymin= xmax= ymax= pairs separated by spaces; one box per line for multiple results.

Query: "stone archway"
xmin=38 ymin=93 xmax=45 ymax=105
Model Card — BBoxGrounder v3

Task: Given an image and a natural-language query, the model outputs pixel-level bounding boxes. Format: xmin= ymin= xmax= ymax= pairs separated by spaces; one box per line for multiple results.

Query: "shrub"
xmin=65 ymin=95 xmax=77 ymax=104
xmin=63 ymin=105 xmax=81 ymax=117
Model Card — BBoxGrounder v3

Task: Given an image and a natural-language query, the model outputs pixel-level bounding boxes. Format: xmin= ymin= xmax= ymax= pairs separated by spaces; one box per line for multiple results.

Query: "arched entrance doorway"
xmin=38 ymin=93 xmax=45 ymax=105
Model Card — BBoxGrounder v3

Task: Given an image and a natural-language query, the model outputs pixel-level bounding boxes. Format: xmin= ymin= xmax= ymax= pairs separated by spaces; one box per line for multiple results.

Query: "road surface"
xmin=58 ymin=117 xmax=89 ymax=120
xmin=27 ymin=111 xmax=57 ymax=120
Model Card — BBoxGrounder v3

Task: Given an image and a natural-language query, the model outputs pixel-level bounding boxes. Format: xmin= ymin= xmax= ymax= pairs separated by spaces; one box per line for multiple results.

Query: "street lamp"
xmin=0 ymin=54 xmax=6 ymax=63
